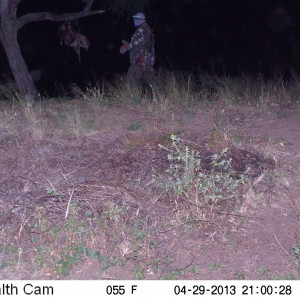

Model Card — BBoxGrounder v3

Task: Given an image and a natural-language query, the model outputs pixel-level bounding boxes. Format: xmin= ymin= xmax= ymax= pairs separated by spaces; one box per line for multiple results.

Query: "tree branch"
xmin=9 ymin=0 xmax=21 ymax=19
xmin=16 ymin=0 xmax=105 ymax=29
xmin=82 ymin=0 xmax=93 ymax=12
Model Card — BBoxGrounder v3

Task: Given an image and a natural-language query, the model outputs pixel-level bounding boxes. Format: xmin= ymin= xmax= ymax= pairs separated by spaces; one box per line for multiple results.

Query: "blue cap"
xmin=132 ymin=12 xmax=146 ymax=20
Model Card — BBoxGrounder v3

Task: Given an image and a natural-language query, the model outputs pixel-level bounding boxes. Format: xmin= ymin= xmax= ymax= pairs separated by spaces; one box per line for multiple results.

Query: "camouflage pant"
xmin=127 ymin=64 xmax=156 ymax=88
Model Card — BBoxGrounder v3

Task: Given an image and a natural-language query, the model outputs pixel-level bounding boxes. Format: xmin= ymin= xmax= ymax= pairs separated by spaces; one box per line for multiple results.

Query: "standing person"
xmin=120 ymin=12 xmax=155 ymax=88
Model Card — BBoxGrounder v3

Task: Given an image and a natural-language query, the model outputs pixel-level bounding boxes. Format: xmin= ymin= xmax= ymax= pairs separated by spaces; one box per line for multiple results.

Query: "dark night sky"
xmin=1 ymin=0 xmax=300 ymax=94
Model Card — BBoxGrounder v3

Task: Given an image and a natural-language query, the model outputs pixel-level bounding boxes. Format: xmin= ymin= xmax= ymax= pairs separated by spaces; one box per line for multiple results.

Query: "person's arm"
xmin=120 ymin=40 xmax=129 ymax=54
xmin=128 ymin=27 xmax=147 ymax=63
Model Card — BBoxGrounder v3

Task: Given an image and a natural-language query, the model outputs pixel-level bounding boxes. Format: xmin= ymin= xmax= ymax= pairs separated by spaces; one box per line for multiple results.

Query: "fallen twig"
xmin=21 ymin=120 xmax=41 ymax=132
xmin=158 ymin=219 xmax=214 ymax=234
xmin=65 ymin=185 xmax=75 ymax=219
xmin=151 ymin=192 xmax=164 ymax=204
xmin=270 ymin=234 xmax=291 ymax=257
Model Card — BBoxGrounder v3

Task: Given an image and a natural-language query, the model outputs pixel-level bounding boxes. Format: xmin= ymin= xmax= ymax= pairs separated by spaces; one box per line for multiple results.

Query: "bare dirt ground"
xmin=0 ymin=100 xmax=299 ymax=280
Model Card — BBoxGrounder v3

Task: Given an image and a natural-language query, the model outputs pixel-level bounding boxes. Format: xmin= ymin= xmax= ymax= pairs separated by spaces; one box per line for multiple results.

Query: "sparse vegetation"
xmin=293 ymin=245 xmax=300 ymax=261
xmin=154 ymin=134 xmax=250 ymax=207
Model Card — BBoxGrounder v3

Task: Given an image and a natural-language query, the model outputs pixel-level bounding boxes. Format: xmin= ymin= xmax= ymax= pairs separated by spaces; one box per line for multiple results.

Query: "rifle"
xmin=135 ymin=15 xmax=157 ymax=66
xmin=135 ymin=29 xmax=154 ymax=66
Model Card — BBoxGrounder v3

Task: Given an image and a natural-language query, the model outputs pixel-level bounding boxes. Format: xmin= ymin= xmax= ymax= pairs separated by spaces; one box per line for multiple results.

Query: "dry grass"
xmin=2 ymin=73 xmax=300 ymax=151
xmin=198 ymin=71 xmax=300 ymax=106
xmin=1 ymin=71 xmax=299 ymax=140
xmin=18 ymin=98 xmax=44 ymax=141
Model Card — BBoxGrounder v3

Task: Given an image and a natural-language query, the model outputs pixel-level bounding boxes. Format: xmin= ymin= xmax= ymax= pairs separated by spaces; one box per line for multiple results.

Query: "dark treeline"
xmin=1 ymin=0 xmax=300 ymax=94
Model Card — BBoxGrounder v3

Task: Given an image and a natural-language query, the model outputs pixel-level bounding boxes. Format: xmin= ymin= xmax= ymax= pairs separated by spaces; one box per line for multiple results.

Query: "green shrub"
xmin=155 ymin=135 xmax=250 ymax=204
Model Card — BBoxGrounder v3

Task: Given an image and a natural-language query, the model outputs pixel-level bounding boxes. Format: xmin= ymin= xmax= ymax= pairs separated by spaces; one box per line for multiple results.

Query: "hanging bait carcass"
xmin=58 ymin=21 xmax=90 ymax=62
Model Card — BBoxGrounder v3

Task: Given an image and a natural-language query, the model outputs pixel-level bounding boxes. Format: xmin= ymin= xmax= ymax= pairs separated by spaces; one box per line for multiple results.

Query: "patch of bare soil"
xmin=0 ymin=102 xmax=299 ymax=280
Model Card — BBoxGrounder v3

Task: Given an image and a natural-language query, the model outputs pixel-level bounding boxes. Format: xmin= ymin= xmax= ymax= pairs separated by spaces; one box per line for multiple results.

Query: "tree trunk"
xmin=1 ymin=22 xmax=38 ymax=99
xmin=0 ymin=0 xmax=104 ymax=100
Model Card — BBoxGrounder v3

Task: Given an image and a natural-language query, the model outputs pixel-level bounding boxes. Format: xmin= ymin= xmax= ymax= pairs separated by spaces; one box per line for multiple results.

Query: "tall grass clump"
xmin=71 ymin=82 xmax=106 ymax=106
xmin=17 ymin=97 xmax=44 ymax=141
xmin=0 ymin=81 xmax=44 ymax=141
xmin=106 ymin=78 xmax=144 ymax=105
xmin=0 ymin=82 xmax=18 ymax=136
xmin=72 ymin=79 xmax=149 ymax=106
xmin=217 ymin=74 xmax=291 ymax=105
xmin=0 ymin=80 xmax=19 ymax=102
xmin=152 ymin=71 xmax=200 ymax=109
xmin=103 ymin=71 xmax=201 ymax=111
xmin=198 ymin=72 xmax=299 ymax=106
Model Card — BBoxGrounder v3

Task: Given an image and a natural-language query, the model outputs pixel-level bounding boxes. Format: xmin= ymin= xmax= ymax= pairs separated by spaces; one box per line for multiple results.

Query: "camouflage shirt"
xmin=128 ymin=23 xmax=155 ymax=66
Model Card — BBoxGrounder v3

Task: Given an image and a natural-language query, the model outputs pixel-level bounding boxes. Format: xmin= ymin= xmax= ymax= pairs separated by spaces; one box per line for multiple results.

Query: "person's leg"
xmin=127 ymin=64 xmax=142 ymax=88
xmin=142 ymin=65 xmax=156 ymax=88
xmin=141 ymin=65 xmax=157 ymax=99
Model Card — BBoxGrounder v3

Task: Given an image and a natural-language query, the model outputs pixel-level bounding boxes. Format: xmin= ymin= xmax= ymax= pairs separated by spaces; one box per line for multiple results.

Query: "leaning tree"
xmin=0 ymin=0 xmax=104 ymax=99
